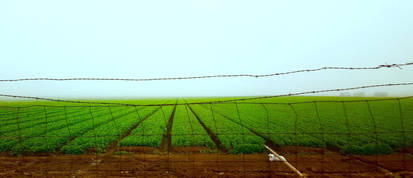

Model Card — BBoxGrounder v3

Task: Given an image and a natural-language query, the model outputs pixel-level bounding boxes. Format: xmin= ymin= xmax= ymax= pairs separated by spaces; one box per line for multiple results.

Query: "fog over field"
xmin=1 ymin=1 xmax=412 ymax=98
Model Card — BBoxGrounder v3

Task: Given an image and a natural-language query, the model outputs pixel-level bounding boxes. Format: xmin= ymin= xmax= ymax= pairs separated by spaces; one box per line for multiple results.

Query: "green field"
xmin=0 ymin=96 xmax=412 ymax=155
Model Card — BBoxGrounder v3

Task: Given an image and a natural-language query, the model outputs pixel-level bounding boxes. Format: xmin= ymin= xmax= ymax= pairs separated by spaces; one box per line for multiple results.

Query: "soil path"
xmin=56 ymin=107 xmax=136 ymax=153
xmin=104 ymin=107 xmax=162 ymax=156
xmin=209 ymin=107 xmax=280 ymax=149
xmin=160 ymin=104 xmax=177 ymax=152
xmin=187 ymin=105 xmax=227 ymax=153
xmin=0 ymin=146 xmax=411 ymax=177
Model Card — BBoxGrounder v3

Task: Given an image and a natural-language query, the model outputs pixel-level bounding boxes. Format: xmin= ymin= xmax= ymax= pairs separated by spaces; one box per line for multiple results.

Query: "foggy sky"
xmin=1 ymin=1 xmax=412 ymax=99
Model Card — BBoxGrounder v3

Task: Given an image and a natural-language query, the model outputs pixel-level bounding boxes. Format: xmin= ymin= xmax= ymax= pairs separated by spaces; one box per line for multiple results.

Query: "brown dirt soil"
xmin=0 ymin=146 xmax=412 ymax=177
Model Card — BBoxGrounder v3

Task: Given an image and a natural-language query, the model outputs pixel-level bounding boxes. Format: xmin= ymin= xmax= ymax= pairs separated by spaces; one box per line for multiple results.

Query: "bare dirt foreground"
xmin=0 ymin=146 xmax=412 ymax=178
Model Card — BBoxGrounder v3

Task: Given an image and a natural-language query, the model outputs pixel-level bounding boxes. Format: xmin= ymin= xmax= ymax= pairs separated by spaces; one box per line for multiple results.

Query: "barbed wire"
xmin=193 ymin=82 xmax=413 ymax=104
xmin=0 ymin=62 xmax=412 ymax=82
xmin=1 ymin=82 xmax=413 ymax=107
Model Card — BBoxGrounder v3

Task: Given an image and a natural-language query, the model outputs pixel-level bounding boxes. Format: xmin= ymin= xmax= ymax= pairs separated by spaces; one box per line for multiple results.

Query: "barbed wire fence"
xmin=0 ymin=62 xmax=412 ymax=177
xmin=1 ymin=62 xmax=411 ymax=82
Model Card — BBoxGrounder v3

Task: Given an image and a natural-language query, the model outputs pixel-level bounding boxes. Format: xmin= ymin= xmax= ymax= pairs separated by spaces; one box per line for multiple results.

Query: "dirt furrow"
xmin=160 ymin=104 xmax=177 ymax=152
xmin=104 ymin=107 xmax=162 ymax=155
xmin=207 ymin=107 xmax=280 ymax=149
xmin=210 ymin=106 xmax=395 ymax=176
xmin=56 ymin=107 xmax=137 ymax=152
xmin=187 ymin=105 xmax=227 ymax=153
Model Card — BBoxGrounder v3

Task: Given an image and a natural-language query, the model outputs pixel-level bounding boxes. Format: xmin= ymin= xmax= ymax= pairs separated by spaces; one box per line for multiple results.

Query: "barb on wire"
xmin=1 ymin=82 xmax=413 ymax=106
xmin=0 ymin=62 xmax=412 ymax=82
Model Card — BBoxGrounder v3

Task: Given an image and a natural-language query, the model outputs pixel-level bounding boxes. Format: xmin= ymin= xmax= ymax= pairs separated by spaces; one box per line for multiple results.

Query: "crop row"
xmin=0 ymin=106 xmax=85 ymax=123
xmin=119 ymin=106 xmax=174 ymax=147
xmin=171 ymin=105 xmax=215 ymax=148
xmin=61 ymin=106 xmax=160 ymax=154
xmin=188 ymin=104 xmax=266 ymax=153
xmin=205 ymin=99 xmax=413 ymax=154
xmin=0 ymin=99 xmax=175 ymax=154
xmin=0 ymin=107 xmax=106 ymax=135
xmin=3 ymin=106 xmax=126 ymax=153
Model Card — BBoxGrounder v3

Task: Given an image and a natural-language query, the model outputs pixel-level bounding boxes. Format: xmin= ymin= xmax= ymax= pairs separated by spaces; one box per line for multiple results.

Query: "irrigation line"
xmin=1 ymin=62 xmax=412 ymax=82
xmin=265 ymin=145 xmax=305 ymax=177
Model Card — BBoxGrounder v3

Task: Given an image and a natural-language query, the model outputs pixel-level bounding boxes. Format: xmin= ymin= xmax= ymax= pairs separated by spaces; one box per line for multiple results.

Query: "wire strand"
xmin=0 ymin=62 xmax=411 ymax=82
xmin=1 ymin=82 xmax=413 ymax=106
